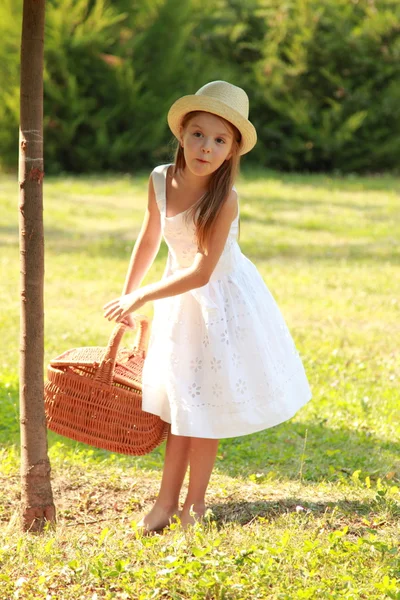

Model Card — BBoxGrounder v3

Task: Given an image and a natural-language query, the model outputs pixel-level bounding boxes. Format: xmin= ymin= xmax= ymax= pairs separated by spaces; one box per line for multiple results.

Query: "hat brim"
xmin=167 ymin=94 xmax=257 ymax=155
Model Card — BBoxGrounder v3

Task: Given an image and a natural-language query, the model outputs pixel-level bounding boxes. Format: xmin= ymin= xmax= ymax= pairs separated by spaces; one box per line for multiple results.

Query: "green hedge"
xmin=0 ymin=0 xmax=21 ymax=171
xmin=41 ymin=0 xmax=210 ymax=173
xmin=250 ymin=0 xmax=400 ymax=172
xmin=1 ymin=0 xmax=399 ymax=173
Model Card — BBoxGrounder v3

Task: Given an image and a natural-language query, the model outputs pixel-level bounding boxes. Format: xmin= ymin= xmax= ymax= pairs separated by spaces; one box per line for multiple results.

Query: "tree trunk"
xmin=19 ymin=0 xmax=56 ymax=532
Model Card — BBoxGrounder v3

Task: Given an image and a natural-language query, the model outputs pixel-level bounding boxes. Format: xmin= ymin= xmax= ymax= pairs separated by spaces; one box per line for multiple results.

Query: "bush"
xmin=250 ymin=0 xmax=400 ymax=172
xmin=1 ymin=0 xmax=399 ymax=173
xmin=0 ymin=0 xmax=22 ymax=171
xmin=1 ymin=0 xmax=218 ymax=173
xmin=43 ymin=0 xmax=206 ymax=173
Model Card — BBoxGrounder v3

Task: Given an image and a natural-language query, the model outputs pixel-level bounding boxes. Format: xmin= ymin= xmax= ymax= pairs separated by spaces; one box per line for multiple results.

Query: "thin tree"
xmin=19 ymin=0 xmax=56 ymax=532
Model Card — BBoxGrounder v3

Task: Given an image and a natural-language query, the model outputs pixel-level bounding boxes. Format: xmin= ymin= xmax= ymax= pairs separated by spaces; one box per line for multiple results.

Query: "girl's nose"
xmin=202 ymin=138 xmax=212 ymax=153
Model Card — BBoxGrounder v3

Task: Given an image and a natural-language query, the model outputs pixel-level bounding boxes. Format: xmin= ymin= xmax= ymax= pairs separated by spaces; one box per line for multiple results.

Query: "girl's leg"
xmin=138 ymin=429 xmax=190 ymax=531
xmin=180 ymin=437 xmax=219 ymax=527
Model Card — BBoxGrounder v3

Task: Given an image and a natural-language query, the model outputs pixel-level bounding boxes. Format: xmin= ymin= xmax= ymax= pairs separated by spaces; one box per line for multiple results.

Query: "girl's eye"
xmin=216 ymin=138 xmax=225 ymax=144
xmin=193 ymin=131 xmax=202 ymax=138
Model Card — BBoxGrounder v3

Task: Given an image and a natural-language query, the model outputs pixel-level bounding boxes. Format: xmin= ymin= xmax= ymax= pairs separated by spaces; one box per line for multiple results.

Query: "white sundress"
xmin=141 ymin=163 xmax=312 ymax=439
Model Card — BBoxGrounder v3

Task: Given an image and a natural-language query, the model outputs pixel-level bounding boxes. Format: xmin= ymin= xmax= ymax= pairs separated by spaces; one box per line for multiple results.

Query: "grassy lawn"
xmin=0 ymin=168 xmax=399 ymax=599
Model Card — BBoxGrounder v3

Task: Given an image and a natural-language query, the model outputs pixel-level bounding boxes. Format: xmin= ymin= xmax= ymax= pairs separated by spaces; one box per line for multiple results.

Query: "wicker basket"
xmin=44 ymin=316 xmax=169 ymax=455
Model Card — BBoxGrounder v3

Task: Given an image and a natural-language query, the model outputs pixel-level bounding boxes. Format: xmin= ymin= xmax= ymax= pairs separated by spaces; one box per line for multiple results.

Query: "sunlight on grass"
xmin=0 ymin=168 xmax=399 ymax=598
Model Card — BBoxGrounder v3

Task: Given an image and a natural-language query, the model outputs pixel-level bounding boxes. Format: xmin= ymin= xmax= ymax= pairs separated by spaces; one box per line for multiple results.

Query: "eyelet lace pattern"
xmin=141 ymin=164 xmax=312 ymax=438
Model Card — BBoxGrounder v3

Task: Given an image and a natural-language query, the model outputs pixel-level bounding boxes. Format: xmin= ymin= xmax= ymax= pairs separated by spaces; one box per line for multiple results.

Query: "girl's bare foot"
xmin=137 ymin=504 xmax=180 ymax=534
xmin=180 ymin=503 xmax=205 ymax=529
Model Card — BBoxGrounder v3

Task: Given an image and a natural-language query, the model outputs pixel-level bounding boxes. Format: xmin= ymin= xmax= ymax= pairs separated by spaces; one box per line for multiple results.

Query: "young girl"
xmin=103 ymin=81 xmax=312 ymax=532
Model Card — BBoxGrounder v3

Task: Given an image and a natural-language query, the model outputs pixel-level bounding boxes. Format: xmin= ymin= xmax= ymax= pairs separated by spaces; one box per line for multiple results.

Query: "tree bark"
xmin=19 ymin=0 xmax=56 ymax=532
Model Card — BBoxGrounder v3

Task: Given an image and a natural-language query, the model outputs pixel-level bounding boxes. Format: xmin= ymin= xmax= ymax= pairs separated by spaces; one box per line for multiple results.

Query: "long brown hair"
xmin=172 ymin=111 xmax=241 ymax=253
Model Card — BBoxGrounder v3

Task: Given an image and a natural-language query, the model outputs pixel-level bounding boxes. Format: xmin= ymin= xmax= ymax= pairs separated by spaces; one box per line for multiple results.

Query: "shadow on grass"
xmin=239 ymin=239 xmax=400 ymax=264
xmin=0 ymin=225 xmax=173 ymax=265
xmin=1 ymin=223 xmax=398 ymax=264
xmin=3 ymin=366 xmax=399 ymax=485
xmin=218 ymin=420 xmax=400 ymax=483
xmin=2 ymin=379 xmax=399 ymax=486
xmin=0 ymin=224 xmax=135 ymax=254
xmin=239 ymin=168 xmax=400 ymax=193
xmin=210 ymin=497 xmax=400 ymax=527
xmin=0 ymin=379 xmax=19 ymax=447
xmin=240 ymin=193 xmax=391 ymax=217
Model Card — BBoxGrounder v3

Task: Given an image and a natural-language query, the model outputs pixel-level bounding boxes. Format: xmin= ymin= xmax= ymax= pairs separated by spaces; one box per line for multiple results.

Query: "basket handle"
xmin=94 ymin=315 xmax=149 ymax=386
xmin=132 ymin=315 xmax=149 ymax=354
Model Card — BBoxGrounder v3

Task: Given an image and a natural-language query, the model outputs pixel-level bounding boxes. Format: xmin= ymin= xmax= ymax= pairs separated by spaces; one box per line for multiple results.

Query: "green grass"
xmin=0 ymin=168 xmax=399 ymax=599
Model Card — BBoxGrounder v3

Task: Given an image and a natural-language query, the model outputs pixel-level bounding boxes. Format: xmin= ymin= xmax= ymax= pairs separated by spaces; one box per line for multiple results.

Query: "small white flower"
xmin=211 ymin=357 xmax=222 ymax=372
xmin=190 ymin=357 xmax=203 ymax=373
xmin=212 ymin=383 xmax=222 ymax=398
xmin=220 ymin=329 xmax=230 ymax=345
xmin=235 ymin=326 xmax=246 ymax=342
xmin=236 ymin=379 xmax=247 ymax=395
xmin=188 ymin=383 xmax=201 ymax=398
xmin=232 ymin=353 xmax=241 ymax=368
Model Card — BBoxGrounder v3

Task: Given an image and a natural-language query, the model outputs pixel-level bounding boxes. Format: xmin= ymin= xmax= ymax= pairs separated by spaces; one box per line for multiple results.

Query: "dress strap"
xmin=232 ymin=184 xmax=240 ymax=222
xmin=151 ymin=163 xmax=239 ymax=222
xmin=151 ymin=163 xmax=171 ymax=216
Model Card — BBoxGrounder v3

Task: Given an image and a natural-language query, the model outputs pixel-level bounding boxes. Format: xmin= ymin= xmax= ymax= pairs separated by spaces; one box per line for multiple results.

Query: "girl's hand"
xmin=120 ymin=313 xmax=136 ymax=329
xmin=103 ymin=291 xmax=146 ymax=324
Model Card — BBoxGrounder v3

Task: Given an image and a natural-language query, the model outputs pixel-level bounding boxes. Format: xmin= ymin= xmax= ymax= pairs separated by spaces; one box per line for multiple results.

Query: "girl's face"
xmin=180 ymin=112 xmax=235 ymax=177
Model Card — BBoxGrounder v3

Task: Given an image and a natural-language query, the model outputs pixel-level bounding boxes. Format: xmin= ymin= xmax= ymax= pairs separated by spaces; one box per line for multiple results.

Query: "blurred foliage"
xmin=0 ymin=0 xmax=399 ymax=173
xmin=251 ymin=0 xmax=400 ymax=172
xmin=43 ymin=0 xmax=207 ymax=172
xmin=0 ymin=0 xmax=21 ymax=170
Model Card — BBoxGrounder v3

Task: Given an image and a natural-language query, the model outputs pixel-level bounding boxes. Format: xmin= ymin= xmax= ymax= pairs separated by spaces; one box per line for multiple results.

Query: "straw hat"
xmin=167 ymin=80 xmax=257 ymax=155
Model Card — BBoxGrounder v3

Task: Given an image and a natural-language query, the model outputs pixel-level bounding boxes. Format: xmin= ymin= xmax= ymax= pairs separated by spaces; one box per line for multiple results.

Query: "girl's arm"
xmin=103 ymin=190 xmax=237 ymax=323
xmin=121 ymin=175 xmax=162 ymax=295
